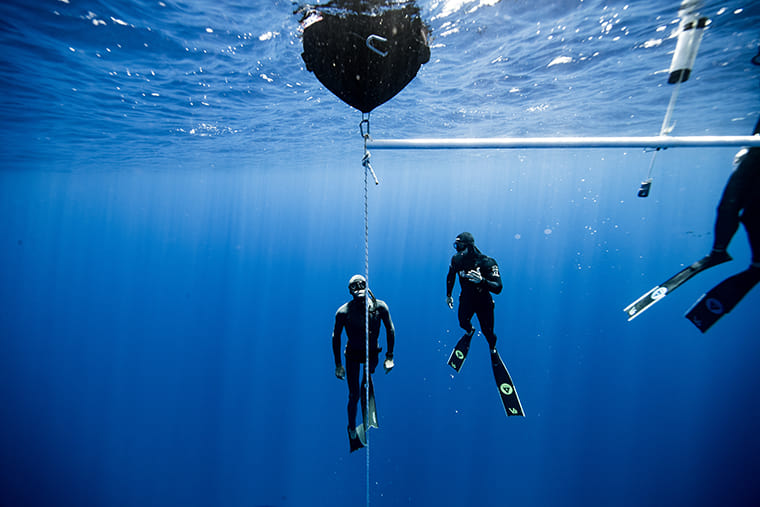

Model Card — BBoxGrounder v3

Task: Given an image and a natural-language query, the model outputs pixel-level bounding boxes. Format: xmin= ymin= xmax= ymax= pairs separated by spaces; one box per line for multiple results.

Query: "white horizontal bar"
xmin=366 ymin=135 xmax=760 ymax=150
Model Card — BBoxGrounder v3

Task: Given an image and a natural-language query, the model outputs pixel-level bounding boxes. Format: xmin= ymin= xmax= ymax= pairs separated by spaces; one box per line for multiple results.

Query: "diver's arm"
xmin=332 ymin=309 xmax=346 ymax=368
xmin=379 ymin=301 xmax=395 ymax=373
xmin=482 ymin=260 xmax=503 ymax=295
xmin=446 ymin=262 xmax=457 ymax=308
xmin=379 ymin=302 xmax=395 ymax=358
xmin=446 ymin=262 xmax=457 ymax=297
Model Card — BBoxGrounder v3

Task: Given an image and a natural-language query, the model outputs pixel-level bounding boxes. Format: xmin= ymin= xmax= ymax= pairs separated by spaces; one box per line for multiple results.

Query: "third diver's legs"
xmin=741 ymin=202 xmax=760 ymax=266
xmin=739 ymin=153 xmax=760 ymax=266
xmin=713 ymin=174 xmax=743 ymax=252
xmin=713 ymin=150 xmax=758 ymax=253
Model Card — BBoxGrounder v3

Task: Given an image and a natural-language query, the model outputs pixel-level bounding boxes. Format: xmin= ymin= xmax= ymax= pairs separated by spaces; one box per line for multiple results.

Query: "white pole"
xmin=366 ymin=136 xmax=760 ymax=150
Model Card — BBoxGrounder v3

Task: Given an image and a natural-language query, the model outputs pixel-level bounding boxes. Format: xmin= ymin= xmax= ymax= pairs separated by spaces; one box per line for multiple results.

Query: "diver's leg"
xmin=741 ymin=201 xmax=760 ymax=266
xmin=448 ymin=296 xmax=476 ymax=372
xmin=713 ymin=154 xmax=756 ymax=253
xmin=476 ymin=297 xmax=497 ymax=351
xmin=457 ymin=295 xmax=476 ymax=335
xmin=346 ymin=359 xmax=361 ymax=429
xmin=360 ymin=361 xmax=378 ymax=429
xmin=713 ymin=179 xmax=742 ymax=253
xmin=369 ymin=351 xmax=379 ymax=375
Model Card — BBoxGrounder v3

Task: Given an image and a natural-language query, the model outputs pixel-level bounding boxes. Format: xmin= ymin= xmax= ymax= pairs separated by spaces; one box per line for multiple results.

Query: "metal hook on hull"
xmin=365 ymin=34 xmax=388 ymax=57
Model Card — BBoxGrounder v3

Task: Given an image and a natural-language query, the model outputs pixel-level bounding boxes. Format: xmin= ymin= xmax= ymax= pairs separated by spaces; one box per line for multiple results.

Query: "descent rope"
xmin=360 ymin=112 xmax=372 ymax=507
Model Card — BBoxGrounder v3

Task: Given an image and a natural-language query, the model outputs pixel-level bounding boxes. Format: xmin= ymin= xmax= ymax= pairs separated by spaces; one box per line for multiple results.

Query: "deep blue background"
xmin=2 ymin=147 xmax=759 ymax=507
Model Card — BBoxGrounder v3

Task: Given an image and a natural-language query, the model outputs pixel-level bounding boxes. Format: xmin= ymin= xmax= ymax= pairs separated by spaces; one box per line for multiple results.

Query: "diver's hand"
xmin=335 ymin=365 xmax=346 ymax=380
xmin=383 ymin=358 xmax=394 ymax=373
xmin=464 ymin=269 xmax=483 ymax=284
xmin=446 ymin=296 xmax=454 ymax=309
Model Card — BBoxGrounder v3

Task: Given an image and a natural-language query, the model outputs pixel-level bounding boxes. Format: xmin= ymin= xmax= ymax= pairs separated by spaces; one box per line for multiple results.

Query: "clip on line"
xmin=637 ymin=81 xmax=681 ymax=198
xmin=360 ymin=114 xmax=379 ymax=185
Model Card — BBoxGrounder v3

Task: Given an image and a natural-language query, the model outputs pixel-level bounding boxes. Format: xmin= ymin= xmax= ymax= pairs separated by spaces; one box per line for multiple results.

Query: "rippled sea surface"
xmin=1 ymin=0 xmax=758 ymax=168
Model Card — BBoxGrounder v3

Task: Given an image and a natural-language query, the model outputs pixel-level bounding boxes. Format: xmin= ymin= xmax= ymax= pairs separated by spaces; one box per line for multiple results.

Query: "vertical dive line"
xmin=363 ymin=134 xmax=370 ymax=507
xmin=658 ymin=81 xmax=681 ymax=136
xmin=646 ymin=81 xmax=682 ymax=180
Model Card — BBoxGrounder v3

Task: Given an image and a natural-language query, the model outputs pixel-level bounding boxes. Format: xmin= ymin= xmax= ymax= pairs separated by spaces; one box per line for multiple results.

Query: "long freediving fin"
xmin=685 ymin=267 xmax=760 ymax=333
xmin=490 ymin=349 xmax=525 ymax=417
xmin=348 ymin=426 xmax=364 ymax=452
xmin=356 ymin=423 xmax=367 ymax=447
xmin=360 ymin=376 xmax=378 ymax=430
xmin=624 ymin=252 xmax=732 ymax=321
xmin=447 ymin=331 xmax=474 ymax=372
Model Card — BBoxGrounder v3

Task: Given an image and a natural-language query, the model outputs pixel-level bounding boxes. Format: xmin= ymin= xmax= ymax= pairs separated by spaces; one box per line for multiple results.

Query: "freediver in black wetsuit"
xmin=709 ymin=117 xmax=760 ymax=270
xmin=332 ymin=274 xmax=395 ymax=451
xmin=627 ymin=117 xmax=760 ymax=329
xmin=446 ymin=232 xmax=503 ymax=354
xmin=684 ymin=117 xmax=760 ymax=331
xmin=445 ymin=232 xmax=525 ymax=416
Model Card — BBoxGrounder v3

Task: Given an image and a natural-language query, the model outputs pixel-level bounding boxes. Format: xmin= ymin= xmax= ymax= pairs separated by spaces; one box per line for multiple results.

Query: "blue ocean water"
xmin=1 ymin=1 xmax=759 ymax=506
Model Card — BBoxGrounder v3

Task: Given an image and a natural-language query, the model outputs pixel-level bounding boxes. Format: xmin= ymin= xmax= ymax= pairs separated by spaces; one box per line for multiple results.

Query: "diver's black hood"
xmin=456 ymin=232 xmax=475 ymax=245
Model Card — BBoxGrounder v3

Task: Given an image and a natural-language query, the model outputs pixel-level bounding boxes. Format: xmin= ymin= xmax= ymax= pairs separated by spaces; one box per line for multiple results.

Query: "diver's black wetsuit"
xmin=446 ymin=250 xmax=503 ymax=349
xmin=713 ymin=145 xmax=760 ymax=265
xmin=332 ymin=297 xmax=394 ymax=429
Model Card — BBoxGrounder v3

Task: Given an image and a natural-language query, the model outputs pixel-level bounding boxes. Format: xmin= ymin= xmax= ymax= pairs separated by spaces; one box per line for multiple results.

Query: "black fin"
xmin=625 ymin=252 xmax=732 ymax=321
xmin=685 ymin=267 xmax=760 ymax=332
xmin=490 ymin=349 xmax=525 ymax=417
xmin=348 ymin=426 xmax=364 ymax=452
xmin=360 ymin=377 xmax=378 ymax=430
xmin=447 ymin=332 xmax=474 ymax=372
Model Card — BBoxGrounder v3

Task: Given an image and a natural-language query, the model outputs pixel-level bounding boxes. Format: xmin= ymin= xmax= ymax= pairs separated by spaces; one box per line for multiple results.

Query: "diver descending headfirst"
xmin=446 ymin=232 xmax=524 ymax=417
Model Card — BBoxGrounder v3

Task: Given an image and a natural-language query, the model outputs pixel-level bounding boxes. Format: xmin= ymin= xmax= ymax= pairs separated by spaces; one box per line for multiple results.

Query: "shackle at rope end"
xmin=360 ymin=114 xmax=379 ymax=185
xmin=362 ymin=150 xmax=379 ymax=185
